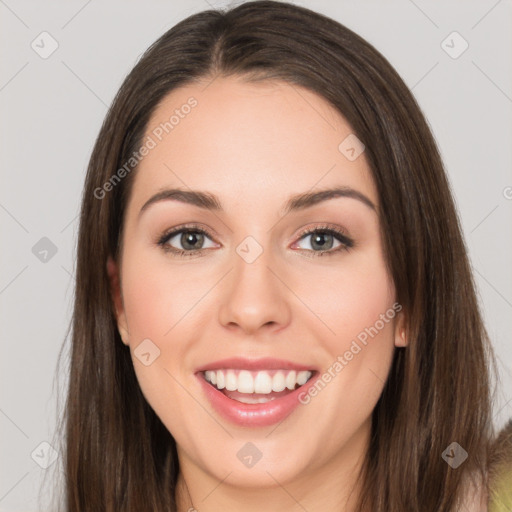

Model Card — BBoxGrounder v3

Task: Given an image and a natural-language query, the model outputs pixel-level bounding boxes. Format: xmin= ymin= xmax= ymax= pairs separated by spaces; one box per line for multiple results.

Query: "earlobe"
xmin=394 ymin=310 xmax=408 ymax=348
xmin=106 ymin=255 xmax=130 ymax=346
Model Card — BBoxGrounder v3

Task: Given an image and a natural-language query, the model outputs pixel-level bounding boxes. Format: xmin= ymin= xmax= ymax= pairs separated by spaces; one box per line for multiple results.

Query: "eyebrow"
xmin=138 ymin=186 xmax=376 ymax=220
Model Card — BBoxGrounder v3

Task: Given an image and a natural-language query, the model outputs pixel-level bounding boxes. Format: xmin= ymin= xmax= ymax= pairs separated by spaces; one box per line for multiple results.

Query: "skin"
xmin=107 ymin=75 xmax=407 ymax=512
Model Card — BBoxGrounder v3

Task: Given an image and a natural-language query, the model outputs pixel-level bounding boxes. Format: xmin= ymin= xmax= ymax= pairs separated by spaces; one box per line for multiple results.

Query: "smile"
xmin=195 ymin=358 xmax=319 ymax=427
xmin=202 ymin=369 xmax=313 ymax=403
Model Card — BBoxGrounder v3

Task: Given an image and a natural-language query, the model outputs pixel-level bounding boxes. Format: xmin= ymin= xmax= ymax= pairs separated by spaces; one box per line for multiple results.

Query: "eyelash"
xmin=156 ymin=223 xmax=354 ymax=258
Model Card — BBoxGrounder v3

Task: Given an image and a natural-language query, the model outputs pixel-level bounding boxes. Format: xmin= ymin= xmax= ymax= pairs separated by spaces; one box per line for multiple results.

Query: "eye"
xmin=292 ymin=225 xmax=354 ymax=257
xmin=157 ymin=224 xmax=218 ymax=256
xmin=157 ymin=223 xmax=354 ymax=258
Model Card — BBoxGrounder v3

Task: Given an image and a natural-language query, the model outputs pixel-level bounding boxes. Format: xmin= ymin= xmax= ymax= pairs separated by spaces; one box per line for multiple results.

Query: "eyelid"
xmin=290 ymin=223 xmax=354 ymax=254
xmin=293 ymin=222 xmax=351 ymax=243
xmin=157 ymin=223 xmax=219 ymax=244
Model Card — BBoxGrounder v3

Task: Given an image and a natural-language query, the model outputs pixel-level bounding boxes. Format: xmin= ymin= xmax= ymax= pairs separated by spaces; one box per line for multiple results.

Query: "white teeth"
xmin=297 ymin=370 xmax=311 ymax=386
xmin=272 ymin=371 xmax=286 ymax=392
xmin=254 ymin=371 xmax=273 ymax=394
xmin=216 ymin=370 xmax=225 ymax=390
xmin=225 ymin=370 xmax=237 ymax=391
xmin=203 ymin=369 xmax=313 ymax=395
xmin=285 ymin=370 xmax=297 ymax=390
xmin=238 ymin=370 xmax=254 ymax=393
xmin=204 ymin=370 xmax=216 ymax=385
xmin=234 ymin=395 xmax=277 ymax=404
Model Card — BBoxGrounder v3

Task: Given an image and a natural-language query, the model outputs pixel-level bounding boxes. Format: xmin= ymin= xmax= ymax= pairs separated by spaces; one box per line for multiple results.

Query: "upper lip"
xmin=195 ymin=357 xmax=317 ymax=373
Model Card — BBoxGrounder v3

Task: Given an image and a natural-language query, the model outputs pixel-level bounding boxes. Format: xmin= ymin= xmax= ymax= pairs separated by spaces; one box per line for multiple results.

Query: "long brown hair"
xmin=49 ymin=1 xmax=496 ymax=510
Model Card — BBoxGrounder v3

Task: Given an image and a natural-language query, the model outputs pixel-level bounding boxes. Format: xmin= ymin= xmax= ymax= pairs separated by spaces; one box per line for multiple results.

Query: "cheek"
xmin=295 ymin=253 xmax=395 ymax=344
xmin=121 ymin=252 xmax=204 ymax=341
xmin=119 ymin=249 xmax=215 ymax=403
xmin=119 ymin=253 xmax=201 ymax=433
xmin=301 ymin=279 xmax=397 ymax=454
xmin=297 ymin=250 xmax=397 ymax=405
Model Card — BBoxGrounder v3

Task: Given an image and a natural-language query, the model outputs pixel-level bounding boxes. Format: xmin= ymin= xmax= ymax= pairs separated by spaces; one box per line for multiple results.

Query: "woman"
xmin=53 ymin=1 xmax=502 ymax=510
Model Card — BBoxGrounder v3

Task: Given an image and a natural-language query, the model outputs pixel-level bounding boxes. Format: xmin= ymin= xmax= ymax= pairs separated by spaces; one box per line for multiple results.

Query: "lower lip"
xmin=196 ymin=372 xmax=319 ymax=427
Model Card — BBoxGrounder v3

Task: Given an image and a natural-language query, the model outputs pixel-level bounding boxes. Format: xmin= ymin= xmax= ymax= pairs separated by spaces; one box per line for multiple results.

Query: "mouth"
xmin=201 ymin=368 xmax=315 ymax=404
xmin=195 ymin=359 xmax=319 ymax=427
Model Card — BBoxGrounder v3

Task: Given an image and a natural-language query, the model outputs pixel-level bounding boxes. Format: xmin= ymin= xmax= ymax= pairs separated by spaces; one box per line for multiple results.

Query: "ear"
xmin=394 ymin=308 xmax=408 ymax=348
xmin=106 ymin=255 xmax=130 ymax=346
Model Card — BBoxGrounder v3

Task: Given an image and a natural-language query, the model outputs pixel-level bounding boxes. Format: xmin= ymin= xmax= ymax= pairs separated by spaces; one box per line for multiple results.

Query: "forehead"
xmin=127 ymin=76 xmax=378 ymax=216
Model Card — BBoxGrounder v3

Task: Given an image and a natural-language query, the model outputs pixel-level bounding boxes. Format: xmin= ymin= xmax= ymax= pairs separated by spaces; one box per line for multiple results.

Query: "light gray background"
xmin=1 ymin=1 xmax=511 ymax=510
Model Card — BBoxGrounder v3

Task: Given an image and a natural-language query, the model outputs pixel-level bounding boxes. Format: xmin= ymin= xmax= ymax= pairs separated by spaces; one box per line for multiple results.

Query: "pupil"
xmin=182 ymin=232 xmax=203 ymax=250
xmin=312 ymin=233 xmax=333 ymax=250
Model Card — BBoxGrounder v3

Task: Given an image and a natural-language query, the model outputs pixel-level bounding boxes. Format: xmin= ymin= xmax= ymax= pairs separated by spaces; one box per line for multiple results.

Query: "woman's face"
xmin=108 ymin=76 xmax=405 ymax=498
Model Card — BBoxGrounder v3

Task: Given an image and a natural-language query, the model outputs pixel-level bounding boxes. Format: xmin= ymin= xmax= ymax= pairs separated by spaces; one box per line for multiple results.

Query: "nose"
xmin=218 ymin=246 xmax=291 ymax=335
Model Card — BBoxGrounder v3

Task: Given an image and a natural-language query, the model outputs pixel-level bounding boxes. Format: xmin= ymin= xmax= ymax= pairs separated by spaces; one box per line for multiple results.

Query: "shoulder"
xmin=459 ymin=471 xmax=488 ymax=512
xmin=487 ymin=419 xmax=512 ymax=512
